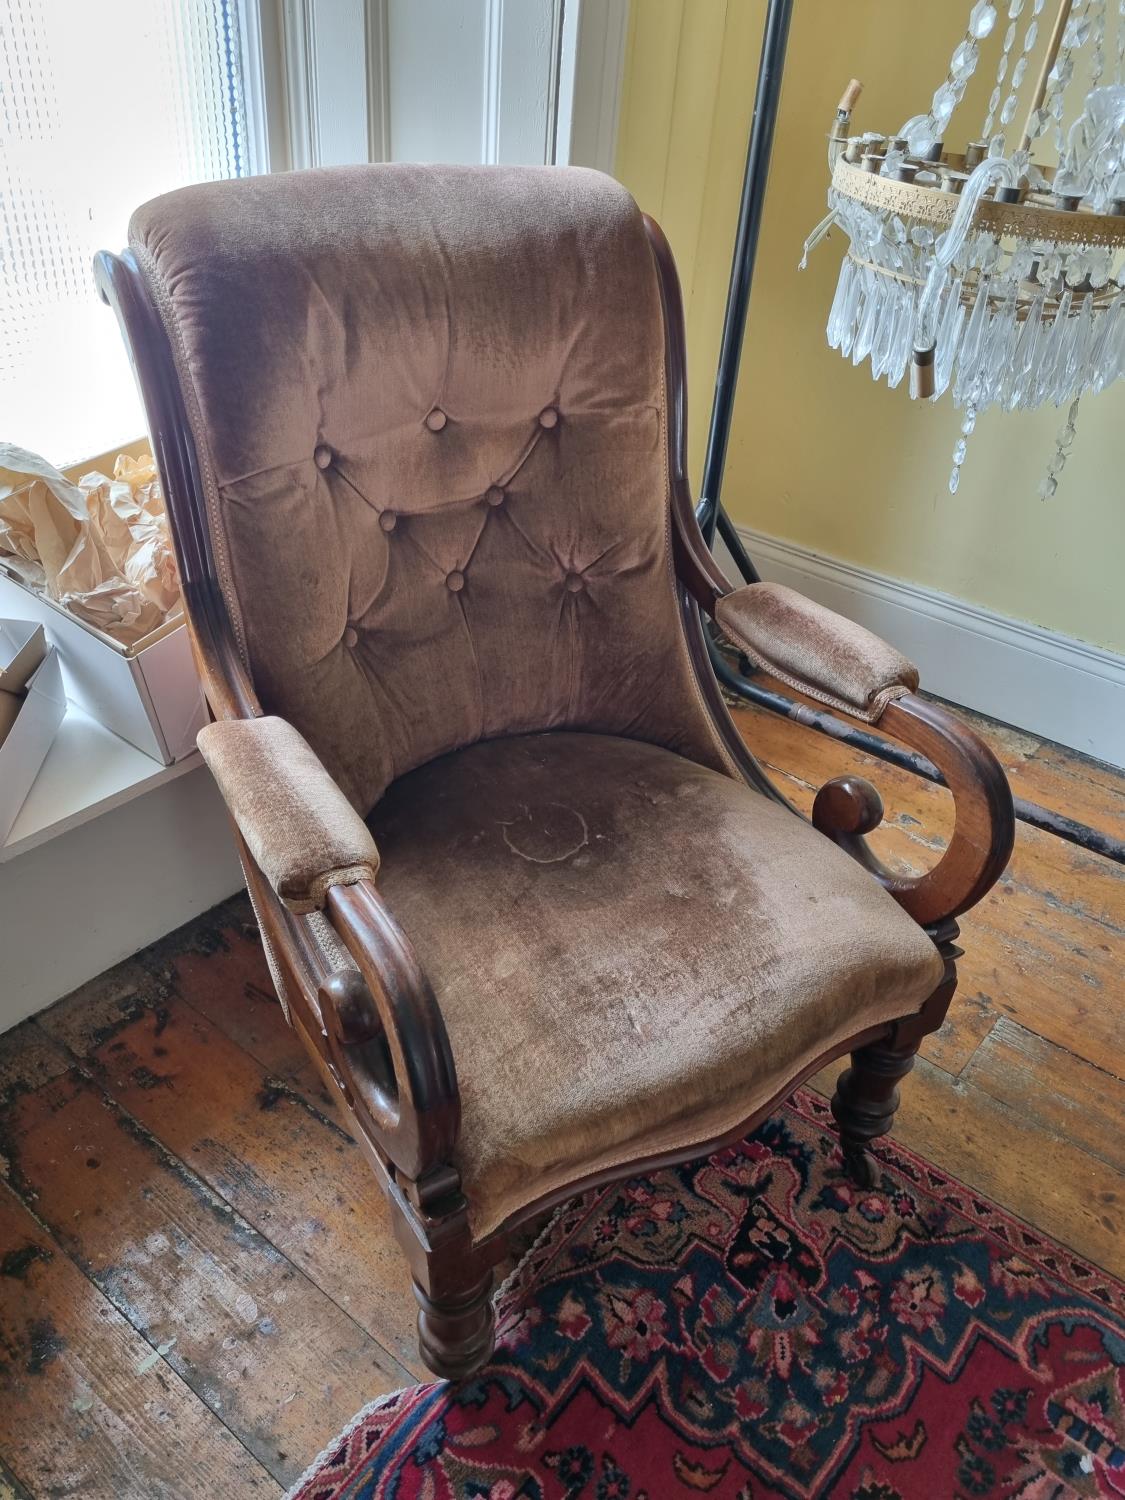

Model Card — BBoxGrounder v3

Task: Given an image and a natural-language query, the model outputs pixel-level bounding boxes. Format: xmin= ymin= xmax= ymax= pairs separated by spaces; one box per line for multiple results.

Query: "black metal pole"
xmin=698 ymin=0 xmax=793 ymax=568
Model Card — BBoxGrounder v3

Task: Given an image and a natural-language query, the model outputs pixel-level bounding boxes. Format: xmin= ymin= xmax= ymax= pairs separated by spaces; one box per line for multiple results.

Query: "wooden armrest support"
xmin=322 ymin=882 xmax=461 ymax=1183
xmin=667 ymin=504 xmax=1015 ymax=929
xmin=810 ymin=693 xmax=1015 ymax=927
xmin=665 ymin=470 xmax=1014 ymax=929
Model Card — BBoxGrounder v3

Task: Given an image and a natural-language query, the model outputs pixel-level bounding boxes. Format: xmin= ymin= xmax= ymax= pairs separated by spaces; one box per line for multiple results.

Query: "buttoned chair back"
xmin=127 ymin=164 xmax=730 ymax=812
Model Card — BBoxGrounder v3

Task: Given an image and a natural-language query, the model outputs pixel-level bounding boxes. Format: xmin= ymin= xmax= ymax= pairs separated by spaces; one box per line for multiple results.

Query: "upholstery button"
xmin=538 ymin=406 xmax=559 ymax=429
xmin=379 ymin=510 xmax=397 ymax=532
xmin=343 ymin=625 xmax=359 ymax=649
xmin=485 ymin=485 xmax=505 ymax=507
xmin=445 ymin=570 xmax=465 ymax=592
xmin=314 ymin=444 xmax=333 ymax=469
xmin=564 ymin=572 xmax=584 ymax=594
xmin=425 ymin=408 xmax=447 ymax=432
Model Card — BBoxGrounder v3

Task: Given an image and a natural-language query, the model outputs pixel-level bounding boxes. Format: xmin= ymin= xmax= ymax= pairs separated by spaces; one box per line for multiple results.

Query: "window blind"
xmin=1 ymin=0 xmax=253 ymax=465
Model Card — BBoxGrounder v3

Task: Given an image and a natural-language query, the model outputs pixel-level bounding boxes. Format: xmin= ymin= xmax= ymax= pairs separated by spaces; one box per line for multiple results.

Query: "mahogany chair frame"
xmin=94 ymin=216 xmax=1014 ymax=1381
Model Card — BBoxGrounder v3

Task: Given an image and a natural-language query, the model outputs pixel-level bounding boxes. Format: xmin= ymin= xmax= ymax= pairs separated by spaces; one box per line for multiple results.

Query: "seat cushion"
xmin=369 ymin=733 xmax=945 ymax=1239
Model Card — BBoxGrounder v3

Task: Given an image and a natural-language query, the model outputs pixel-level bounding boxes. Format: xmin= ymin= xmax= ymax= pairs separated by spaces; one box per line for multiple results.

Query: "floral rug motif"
xmin=289 ymin=1090 xmax=1125 ymax=1500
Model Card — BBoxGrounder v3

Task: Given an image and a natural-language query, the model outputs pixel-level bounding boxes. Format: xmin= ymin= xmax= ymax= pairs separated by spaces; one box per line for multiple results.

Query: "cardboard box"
xmin=0 ymin=622 xmax=67 ymax=842
xmin=0 ymin=570 xmax=204 ymax=764
xmin=0 ymin=441 xmax=205 ymax=764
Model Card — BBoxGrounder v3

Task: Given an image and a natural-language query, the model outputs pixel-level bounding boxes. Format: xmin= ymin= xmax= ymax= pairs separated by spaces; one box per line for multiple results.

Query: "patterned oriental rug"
xmin=289 ymin=1090 xmax=1125 ymax=1500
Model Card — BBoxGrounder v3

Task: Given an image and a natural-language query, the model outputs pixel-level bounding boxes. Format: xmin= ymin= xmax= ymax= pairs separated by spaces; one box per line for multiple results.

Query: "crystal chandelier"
xmin=802 ymin=0 xmax=1125 ymax=496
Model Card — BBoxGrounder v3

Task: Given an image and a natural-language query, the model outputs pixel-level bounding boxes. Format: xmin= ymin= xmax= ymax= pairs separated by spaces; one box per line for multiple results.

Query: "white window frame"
xmin=239 ymin=0 xmax=627 ymax=173
xmin=556 ymin=0 xmax=628 ymax=173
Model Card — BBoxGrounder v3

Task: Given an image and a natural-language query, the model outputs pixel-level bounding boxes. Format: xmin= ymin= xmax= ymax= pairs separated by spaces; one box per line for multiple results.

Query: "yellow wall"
xmin=615 ymin=1 xmax=1125 ymax=652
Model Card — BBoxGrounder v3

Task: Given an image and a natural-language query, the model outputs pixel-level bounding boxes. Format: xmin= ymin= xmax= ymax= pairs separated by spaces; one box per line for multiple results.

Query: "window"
xmin=0 ymin=0 xmax=625 ymax=467
xmin=0 ymin=0 xmax=257 ymax=465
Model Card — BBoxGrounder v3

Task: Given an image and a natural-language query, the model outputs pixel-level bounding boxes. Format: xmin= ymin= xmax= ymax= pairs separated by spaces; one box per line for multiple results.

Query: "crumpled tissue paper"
xmin=0 ymin=445 xmax=181 ymax=647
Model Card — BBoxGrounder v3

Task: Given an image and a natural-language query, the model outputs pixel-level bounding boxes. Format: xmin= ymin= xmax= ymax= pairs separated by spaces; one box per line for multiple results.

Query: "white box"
xmin=0 ymin=568 xmax=205 ymax=764
xmin=0 ymin=622 xmax=67 ymax=842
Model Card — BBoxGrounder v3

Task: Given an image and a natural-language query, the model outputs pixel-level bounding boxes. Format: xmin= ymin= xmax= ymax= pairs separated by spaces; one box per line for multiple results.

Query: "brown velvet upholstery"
xmin=370 ymin=732 xmax=944 ymax=1238
xmin=716 ymin=583 xmax=919 ymax=723
xmin=198 ymin=716 xmax=379 ymax=912
xmin=123 ymin=163 xmax=951 ymax=1259
xmin=130 ymin=165 xmax=734 ymax=813
xmin=99 ymin=161 xmax=1012 ymax=1382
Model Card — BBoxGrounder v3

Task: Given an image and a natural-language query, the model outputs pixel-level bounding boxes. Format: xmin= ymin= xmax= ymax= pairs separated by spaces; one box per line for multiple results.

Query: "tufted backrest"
xmin=130 ymin=164 xmax=730 ymax=812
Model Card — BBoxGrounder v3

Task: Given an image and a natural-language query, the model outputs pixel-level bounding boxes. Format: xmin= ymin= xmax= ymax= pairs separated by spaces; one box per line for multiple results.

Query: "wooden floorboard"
xmin=0 ymin=1040 xmax=409 ymax=1489
xmin=0 ymin=1183 xmax=279 ymax=1499
xmin=0 ymin=1458 xmax=34 ymax=1500
xmin=962 ymin=1016 xmax=1125 ymax=1174
xmin=35 ymin=988 xmax=426 ymax=1378
xmin=1 ymin=694 xmax=1122 ymax=1495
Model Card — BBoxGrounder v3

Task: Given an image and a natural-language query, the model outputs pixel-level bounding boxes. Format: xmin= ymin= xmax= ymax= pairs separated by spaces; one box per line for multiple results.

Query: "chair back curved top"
xmin=128 ymin=164 xmax=730 ymax=811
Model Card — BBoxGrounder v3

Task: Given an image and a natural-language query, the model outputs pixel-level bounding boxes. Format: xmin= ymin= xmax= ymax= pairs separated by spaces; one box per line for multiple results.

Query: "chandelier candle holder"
xmin=802 ymin=0 xmax=1125 ymax=495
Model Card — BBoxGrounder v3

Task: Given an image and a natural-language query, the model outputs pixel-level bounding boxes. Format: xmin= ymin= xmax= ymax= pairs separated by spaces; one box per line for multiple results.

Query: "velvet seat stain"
xmin=370 ymin=732 xmax=942 ymax=1237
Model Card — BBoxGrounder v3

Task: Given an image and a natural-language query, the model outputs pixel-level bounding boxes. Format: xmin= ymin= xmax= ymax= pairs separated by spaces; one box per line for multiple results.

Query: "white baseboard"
xmin=732 ymin=526 xmax=1125 ymax=770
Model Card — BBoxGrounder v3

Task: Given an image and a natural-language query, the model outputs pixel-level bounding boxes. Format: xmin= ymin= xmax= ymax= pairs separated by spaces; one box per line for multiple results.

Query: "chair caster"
xmin=841 ymin=1142 xmax=878 ymax=1189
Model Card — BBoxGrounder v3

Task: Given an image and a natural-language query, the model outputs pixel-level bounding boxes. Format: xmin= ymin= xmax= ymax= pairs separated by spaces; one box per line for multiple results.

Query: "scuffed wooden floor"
xmin=0 ymin=697 xmax=1121 ymax=1497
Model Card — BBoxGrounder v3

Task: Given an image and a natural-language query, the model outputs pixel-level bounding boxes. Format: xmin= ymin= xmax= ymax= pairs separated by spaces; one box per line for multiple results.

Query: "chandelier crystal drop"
xmin=803 ymin=1 xmax=1125 ymax=497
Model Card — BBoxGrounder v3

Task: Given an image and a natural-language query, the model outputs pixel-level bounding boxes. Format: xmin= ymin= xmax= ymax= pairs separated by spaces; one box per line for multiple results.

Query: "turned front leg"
xmin=831 ymin=1038 xmax=919 ymax=1189
xmin=413 ymin=1270 xmax=495 ymax=1381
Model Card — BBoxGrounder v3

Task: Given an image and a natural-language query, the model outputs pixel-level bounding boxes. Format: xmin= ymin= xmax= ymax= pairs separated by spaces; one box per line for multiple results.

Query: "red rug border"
xmin=286 ymin=1084 xmax=1125 ymax=1499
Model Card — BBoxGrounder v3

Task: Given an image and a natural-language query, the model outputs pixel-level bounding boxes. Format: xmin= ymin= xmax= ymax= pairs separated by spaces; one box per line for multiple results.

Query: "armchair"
xmin=96 ymin=165 xmax=1014 ymax=1381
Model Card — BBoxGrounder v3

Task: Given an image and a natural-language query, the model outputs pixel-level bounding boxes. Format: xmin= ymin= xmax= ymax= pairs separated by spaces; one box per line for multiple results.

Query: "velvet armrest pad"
xmin=198 ymin=716 xmax=380 ymax=913
xmin=715 ymin=583 xmax=919 ymax=723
